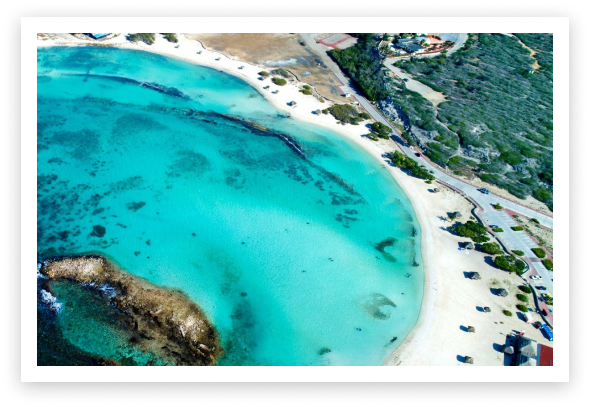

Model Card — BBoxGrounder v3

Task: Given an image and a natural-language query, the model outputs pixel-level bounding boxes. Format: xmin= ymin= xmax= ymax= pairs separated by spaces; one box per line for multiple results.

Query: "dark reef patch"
xmin=90 ymin=225 xmax=106 ymax=238
xmin=359 ymin=293 xmax=397 ymax=320
xmin=374 ymin=237 xmax=397 ymax=263
xmin=126 ymin=201 xmax=146 ymax=211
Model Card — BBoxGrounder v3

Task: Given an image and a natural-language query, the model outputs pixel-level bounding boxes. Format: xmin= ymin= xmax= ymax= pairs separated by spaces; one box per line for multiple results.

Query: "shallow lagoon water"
xmin=37 ymin=46 xmax=424 ymax=366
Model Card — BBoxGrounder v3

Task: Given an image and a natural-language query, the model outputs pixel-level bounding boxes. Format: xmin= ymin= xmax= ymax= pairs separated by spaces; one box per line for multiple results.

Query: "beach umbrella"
xmin=483 ymin=307 xmax=491 ymax=313
xmin=498 ymin=289 xmax=508 ymax=297
xmin=465 ymin=356 xmax=474 ymax=364
xmin=470 ymin=272 xmax=481 ymax=280
xmin=467 ymin=326 xmax=475 ymax=333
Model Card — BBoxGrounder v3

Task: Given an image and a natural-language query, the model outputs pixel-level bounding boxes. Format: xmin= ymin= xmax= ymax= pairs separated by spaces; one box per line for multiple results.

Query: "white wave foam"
xmin=40 ymin=289 xmax=63 ymax=313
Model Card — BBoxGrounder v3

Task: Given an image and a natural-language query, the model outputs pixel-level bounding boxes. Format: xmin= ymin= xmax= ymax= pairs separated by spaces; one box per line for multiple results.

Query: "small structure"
xmin=238 ymin=66 xmax=244 ymax=70
xmin=433 ymin=188 xmax=440 ymax=193
xmin=451 ymin=211 xmax=462 ymax=218
xmin=497 ymin=288 xmax=509 ymax=297
xmin=464 ymin=356 xmax=474 ymax=364
xmin=288 ymin=101 xmax=297 ymax=107
xmin=469 ymin=272 xmax=481 ymax=280
xmin=467 ymin=326 xmax=475 ymax=333
xmin=503 ymin=345 xmax=514 ymax=355
xmin=464 ymin=242 xmax=475 ymax=250
xmin=89 ymin=33 xmax=110 ymax=40
xmin=483 ymin=307 xmax=491 ymax=313
xmin=313 ymin=109 xmax=322 ymax=115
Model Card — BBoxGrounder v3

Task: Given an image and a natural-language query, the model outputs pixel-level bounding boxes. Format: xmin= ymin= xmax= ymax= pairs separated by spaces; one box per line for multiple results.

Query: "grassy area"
xmin=492 ymin=227 xmax=504 ymax=233
xmin=542 ymin=259 xmax=553 ymax=271
xmin=511 ymin=226 xmax=524 ymax=231
xmin=512 ymin=250 xmax=524 ymax=256
xmin=531 ymin=247 xmax=546 ymax=258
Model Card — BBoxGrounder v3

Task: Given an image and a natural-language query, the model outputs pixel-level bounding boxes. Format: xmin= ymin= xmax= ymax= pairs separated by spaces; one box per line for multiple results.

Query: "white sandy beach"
xmin=37 ymin=33 xmax=553 ymax=365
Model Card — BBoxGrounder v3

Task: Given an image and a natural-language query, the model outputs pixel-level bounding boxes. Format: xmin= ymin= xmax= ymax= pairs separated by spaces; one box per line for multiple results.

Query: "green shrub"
xmin=503 ymin=310 xmax=513 ymax=317
xmin=481 ymin=242 xmax=503 ymax=255
xmin=516 ymin=304 xmax=528 ymax=313
xmin=385 ymin=150 xmax=435 ymax=180
xmin=494 ymin=255 xmax=526 ymax=274
xmin=542 ymin=259 xmax=553 ymax=271
xmin=492 ymin=228 xmax=504 ymax=233
xmin=516 ymin=293 xmax=528 ymax=302
xmin=531 ymin=248 xmax=546 ymax=258
xmin=493 ymin=203 xmax=503 ymax=210
xmin=272 ymin=77 xmax=287 ymax=86
xmin=128 ymin=33 xmax=156 ymax=45
xmin=258 ymin=71 xmax=270 ymax=77
xmin=371 ymin=122 xmax=393 ymax=138
xmin=161 ymin=33 xmax=178 ymax=43
xmin=518 ymin=285 xmax=532 ymax=294
xmin=511 ymin=226 xmax=524 ymax=231
xmin=300 ymin=88 xmax=313 ymax=95
xmin=531 ymin=218 xmax=540 ymax=224
xmin=454 ymin=220 xmax=490 ymax=243
xmin=271 ymin=68 xmax=290 ymax=78
xmin=512 ymin=250 xmax=524 ymax=256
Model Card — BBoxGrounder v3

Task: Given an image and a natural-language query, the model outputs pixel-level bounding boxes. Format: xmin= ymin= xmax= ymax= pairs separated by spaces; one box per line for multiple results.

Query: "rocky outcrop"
xmin=40 ymin=255 xmax=223 ymax=366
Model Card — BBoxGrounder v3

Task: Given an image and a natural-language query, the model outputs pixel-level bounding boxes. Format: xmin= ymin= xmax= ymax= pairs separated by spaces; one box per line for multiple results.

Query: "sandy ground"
xmin=383 ymin=60 xmax=447 ymax=107
xmin=186 ymin=33 xmax=350 ymax=103
xmin=37 ymin=33 xmax=553 ymax=365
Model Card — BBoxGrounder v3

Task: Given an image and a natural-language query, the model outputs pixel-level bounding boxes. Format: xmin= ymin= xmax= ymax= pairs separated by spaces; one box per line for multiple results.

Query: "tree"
xmin=272 ymin=77 xmax=287 ymax=86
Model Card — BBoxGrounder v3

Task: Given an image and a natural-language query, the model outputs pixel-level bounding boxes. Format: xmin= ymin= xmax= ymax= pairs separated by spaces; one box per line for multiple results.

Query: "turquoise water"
xmin=37 ymin=46 xmax=424 ymax=366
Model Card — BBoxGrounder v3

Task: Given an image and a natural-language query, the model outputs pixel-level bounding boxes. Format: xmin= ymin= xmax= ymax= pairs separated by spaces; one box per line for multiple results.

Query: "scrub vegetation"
xmin=385 ymin=150 xmax=435 ymax=180
xmin=328 ymin=33 xmax=553 ymax=210
xmin=128 ymin=33 xmax=156 ymax=45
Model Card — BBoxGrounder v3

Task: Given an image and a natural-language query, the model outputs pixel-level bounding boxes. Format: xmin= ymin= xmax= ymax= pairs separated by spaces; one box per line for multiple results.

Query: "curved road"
xmin=300 ymin=33 xmax=554 ymax=299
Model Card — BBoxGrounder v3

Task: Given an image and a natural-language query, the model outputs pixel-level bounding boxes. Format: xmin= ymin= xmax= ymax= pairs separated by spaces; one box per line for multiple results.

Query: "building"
xmin=88 ymin=33 xmax=110 ymax=39
xmin=537 ymin=344 xmax=553 ymax=366
xmin=514 ymin=336 xmax=554 ymax=366
xmin=415 ymin=36 xmax=431 ymax=45
xmin=403 ymin=43 xmax=425 ymax=53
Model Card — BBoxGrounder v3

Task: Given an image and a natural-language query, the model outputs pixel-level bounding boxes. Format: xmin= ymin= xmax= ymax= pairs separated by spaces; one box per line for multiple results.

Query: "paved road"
xmin=300 ymin=33 xmax=554 ymax=295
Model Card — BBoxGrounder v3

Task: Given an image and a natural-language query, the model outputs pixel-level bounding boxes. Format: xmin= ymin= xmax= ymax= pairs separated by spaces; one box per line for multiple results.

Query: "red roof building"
xmin=537 ymin=344 xmax=553 ymax=366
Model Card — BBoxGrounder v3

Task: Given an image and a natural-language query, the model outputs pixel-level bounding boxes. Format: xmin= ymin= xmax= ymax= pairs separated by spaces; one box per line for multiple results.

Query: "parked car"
xmin=403 ymin=78 xmax=409 ymax=82
xmin=536 ymin=286 xmax=547 ymax=290
xmin=479 ymin=188 xmax=490 ymax=194
xmin=533 ymin=321 xmax=542 ymax=329
xmin=415 ymin=152 xmax=422 ymax=157
xmin=530 ymin=275 xmax=541 ymax=280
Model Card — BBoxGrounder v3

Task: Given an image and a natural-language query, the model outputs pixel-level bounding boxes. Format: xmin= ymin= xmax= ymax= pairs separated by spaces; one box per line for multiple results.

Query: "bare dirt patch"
xmin=185 ymin=33 xmax=349 ymax=103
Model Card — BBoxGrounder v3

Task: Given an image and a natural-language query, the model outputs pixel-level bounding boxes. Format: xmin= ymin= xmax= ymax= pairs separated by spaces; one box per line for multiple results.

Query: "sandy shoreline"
xmin=37 ymin=33 xmax=553 ymax=365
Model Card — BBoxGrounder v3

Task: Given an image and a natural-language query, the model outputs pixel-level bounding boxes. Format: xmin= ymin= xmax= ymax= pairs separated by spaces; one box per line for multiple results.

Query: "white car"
xmin=530 ymin=275 xmax=542 ymax=280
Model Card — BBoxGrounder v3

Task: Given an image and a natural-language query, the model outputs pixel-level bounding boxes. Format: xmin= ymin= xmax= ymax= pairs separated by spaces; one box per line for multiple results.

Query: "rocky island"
xmin=39 ymin=256 xmax=223 ymax=366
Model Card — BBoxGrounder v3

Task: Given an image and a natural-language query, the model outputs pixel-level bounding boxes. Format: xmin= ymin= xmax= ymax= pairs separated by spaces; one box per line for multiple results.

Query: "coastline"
xmin=37 ymin=34 xmax=552 ymax=365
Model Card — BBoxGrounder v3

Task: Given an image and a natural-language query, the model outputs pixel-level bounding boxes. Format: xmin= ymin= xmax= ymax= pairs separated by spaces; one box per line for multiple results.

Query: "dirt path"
xmin=506 ymin=33 xmax=541 ymax=71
